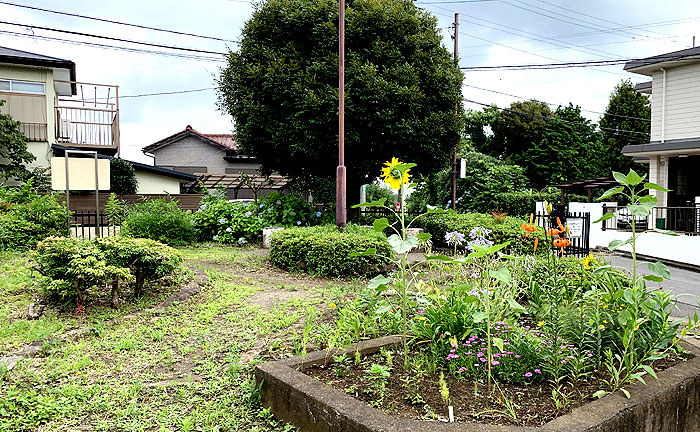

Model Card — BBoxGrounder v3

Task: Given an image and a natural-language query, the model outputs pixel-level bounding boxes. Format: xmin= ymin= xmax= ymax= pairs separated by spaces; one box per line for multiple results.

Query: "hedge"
xmin=269 ymin=224 xmax=392 ymax=277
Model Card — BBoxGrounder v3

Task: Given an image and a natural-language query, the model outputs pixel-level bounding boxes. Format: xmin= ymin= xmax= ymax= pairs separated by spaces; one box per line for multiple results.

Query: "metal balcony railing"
xmin=54 ymin=80 xmax=120 ymax=152
xmin=602 ymin=205 xmax=700 ymax=235
xmin=19 ymin=122 xmax=48 ymax=142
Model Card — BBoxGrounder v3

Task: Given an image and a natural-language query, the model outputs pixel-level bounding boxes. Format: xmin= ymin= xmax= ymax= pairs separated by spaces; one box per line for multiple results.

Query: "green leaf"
xmin=643 ymin=182 xmax=670 ymax=192
xmin=492 ymin=337 xmax=504 ymax=353
xmin=373 ymin=218 xmax=389 ymax=232
xmin=623 ymin=289 xmax=635 ymax=304
xmin=425 ymin=254 xmax=455 ymax=262
xmin=652 ymin=227 xmax=680 ymax=236
xmin=489 ymin=267 xmax=511 ymax=284
xmin=375 ymin=303 xmax=392 ymax=314
xmin=472 ymin=311 xmax=488 ymax=323
xmin=630 ymin=372 xmax=646 ymax=385
xmin=350 ymin=247 xmax=376 ymax=257
xmin=613 ymin=171 xmax=627 ymax=186
xmin=368 ymin=274 xmax=392 ymax=290
xmin=641 ymin=364 xmax=658 ymax=379
xmin=507 ymin=298 xmax=527 ymax=313
xmin=417 ymin=232 xmax=432 ymax=241
xmin=642 ymin=274 xmax=663 ymax=282
xmin=351 ymin=199 xmax=386 ymax=208
xmin=598 ymin=186 xmax=624 ymax=201
xmin=608 ymin=237 xmax=632 ymax=251
xmin=620 ymin=388 xmax=631 ymax=399
xmin=592 ymin=390 xmax=607 ymax=399
xmin=387 ymin=234 xmax=418 ymax=254
xmin=648 ymin=261 xmax=671 ymax=280
xmin=617 ymin=309 xmax=632 ymax=326
xmin=625 ymin=169 xmax=644 ymax=186
xmin=395 ymin=163 xmax=416 ymax=173
xmin=593 ymin=212 xmax=616 ymax=223
xmin=592 ymin=265 xmax=612 ymax=276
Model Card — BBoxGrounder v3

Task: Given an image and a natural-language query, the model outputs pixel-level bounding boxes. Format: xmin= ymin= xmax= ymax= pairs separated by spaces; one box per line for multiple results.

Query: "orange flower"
xmin=553 ymin=237 xmax=571 ymax=248
xmin=556 ymin=217 xmax=565 ymax=232
xmin=521 ymin=223 xmax=537 ymax=233
xmin=533 ymin=238 xmax=539 ymax=253
xmin=546 ymin=227 xmax=562 ymax=236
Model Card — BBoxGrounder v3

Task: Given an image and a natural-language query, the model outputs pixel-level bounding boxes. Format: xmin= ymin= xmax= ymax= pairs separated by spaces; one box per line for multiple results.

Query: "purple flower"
xmin=445 ymin=231 xmax=466 ymax=246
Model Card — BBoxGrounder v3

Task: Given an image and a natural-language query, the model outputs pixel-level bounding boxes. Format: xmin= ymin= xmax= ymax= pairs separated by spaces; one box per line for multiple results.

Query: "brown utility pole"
xmin=451 ymin=13 xmax=459 ymax=211
xmin=336 ymin=0 xmax=347 ymax=228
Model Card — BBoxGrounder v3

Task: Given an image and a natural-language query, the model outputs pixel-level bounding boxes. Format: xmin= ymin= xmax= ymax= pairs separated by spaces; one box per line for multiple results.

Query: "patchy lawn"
xmin=0 ymin=246 xmax=358 ymax=432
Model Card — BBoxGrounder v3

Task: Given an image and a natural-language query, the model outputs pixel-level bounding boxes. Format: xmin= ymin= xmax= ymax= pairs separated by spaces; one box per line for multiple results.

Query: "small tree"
xmin=110 ymin=158 xmax=138 ymax=194
xmin=0 ymin=100 xmax=35 ymax=182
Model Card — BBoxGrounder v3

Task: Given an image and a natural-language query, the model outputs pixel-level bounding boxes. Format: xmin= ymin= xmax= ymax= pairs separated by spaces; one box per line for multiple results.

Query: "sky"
xmin=1 ymin=0 xmax=698 ymax=164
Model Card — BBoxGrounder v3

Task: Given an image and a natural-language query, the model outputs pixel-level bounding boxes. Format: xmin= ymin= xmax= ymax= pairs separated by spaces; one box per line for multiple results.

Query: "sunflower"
xmin=381 ymin=157 xmax=410 ymax=190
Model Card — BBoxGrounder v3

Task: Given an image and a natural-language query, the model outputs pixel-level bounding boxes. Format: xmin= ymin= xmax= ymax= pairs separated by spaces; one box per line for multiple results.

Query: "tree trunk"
xmin=135 ymin=273 xmax=145 ymax=298
xmin=111 ymin=277 xmax=120 ymax=307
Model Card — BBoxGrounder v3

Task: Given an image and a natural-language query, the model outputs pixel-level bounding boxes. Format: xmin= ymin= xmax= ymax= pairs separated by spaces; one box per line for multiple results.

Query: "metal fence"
xmin=601 ymin=205 xmax=699 ymax=235
xmin=534 ymin=211 xmax=591 ymax=258
xmin=70 ymin=211 xmax=119 ymax=239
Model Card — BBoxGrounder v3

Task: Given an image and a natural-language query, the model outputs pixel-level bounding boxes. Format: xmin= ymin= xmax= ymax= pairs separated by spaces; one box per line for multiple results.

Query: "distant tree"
xmin=218 ymin=0 xmax=463 ymax=203
xmin=599 ymin=79 xmax=651 ymax=174
xmin=487 ymin=99 xmax=553 ymax=160
xmin=365 ymin=182 xmax=397 ymax=205
xmin=463 ymin=107 xmax=498 ymax=154
xmin=109 ymin=158 xmax=138 ymax=195
xmin=0 ymin=100 xmax=35 ymax=182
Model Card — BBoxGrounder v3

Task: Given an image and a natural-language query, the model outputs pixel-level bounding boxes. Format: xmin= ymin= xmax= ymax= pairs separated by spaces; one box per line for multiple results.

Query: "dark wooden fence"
xmin=52 ymin=193 xmax=204 ymax=212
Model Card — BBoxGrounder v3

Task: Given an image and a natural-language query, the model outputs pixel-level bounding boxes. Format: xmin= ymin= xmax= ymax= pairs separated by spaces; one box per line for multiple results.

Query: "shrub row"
xmin=269 ymin=225 xmax=392 ymax=277
xmin=35 ymin=236 xmax=183 ymax=305
xmin=416 ymin=212 xmax=546 ymax=256
xmin=0 ymin=182 xmax=69 ymax=250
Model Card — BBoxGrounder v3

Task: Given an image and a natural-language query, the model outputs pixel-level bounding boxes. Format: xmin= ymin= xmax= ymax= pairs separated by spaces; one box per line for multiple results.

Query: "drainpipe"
xmin=660 ymin=68 xmax=666 ymax=143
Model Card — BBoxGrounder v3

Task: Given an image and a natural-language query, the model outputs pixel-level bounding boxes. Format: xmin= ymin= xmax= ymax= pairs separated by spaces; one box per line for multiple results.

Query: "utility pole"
xmin=336 ymin=0 xmax=347 ymax=228
xmin=451 ymin=13 xmax=459 ymax=211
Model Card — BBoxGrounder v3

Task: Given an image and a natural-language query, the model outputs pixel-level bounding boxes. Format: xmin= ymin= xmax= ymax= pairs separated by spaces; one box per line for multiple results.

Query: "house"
xmin=142 ymin=125 xmax=288 ymax=199
xmin=622 ymin=46 xmax=700 ymax=209
xmin=0 ymin=46 xmax=195 ymax=194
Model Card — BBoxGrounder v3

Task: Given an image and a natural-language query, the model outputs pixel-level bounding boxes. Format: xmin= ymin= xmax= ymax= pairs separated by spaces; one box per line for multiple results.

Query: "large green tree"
xmin=0 ymin=100 xmax=35 ymax=182
xmin=218 ymin=0 xmax=463 ymax=202
xmin=486 ymin=99 xmax=553 ymax=160
xmin=599 ymin=79 xmax=651 ymax=174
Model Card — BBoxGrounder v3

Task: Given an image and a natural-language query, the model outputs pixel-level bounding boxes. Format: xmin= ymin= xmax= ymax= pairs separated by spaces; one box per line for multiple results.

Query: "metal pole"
xmin=336 ymin=0 xmax=347 ymax=228
xmin=94 ymin=152 xmax=101 ymax=238
xmin=65 ymin=152 xmax=70 ymax=232
xmin=451 ymin=13 xmax=459 ymax=211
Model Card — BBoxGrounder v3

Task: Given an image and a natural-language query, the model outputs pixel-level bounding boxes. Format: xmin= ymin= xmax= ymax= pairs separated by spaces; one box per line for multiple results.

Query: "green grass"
xmin=0 ymin=246 xmax=356 ymax=432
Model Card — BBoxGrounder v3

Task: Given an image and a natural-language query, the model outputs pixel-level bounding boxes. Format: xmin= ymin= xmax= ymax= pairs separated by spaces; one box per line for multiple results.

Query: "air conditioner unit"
xmin=57 ymin=119 xmax=72 ymax=142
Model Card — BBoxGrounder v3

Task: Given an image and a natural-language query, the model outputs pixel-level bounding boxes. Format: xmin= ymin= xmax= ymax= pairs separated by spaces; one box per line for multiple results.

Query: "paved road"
xmin=604 ymin=255 xmax=700 ymax=318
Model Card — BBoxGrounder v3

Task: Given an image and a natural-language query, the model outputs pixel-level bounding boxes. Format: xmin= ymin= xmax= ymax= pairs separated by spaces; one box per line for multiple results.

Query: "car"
xmin=227 ymin=199 xmax=255 ymax=205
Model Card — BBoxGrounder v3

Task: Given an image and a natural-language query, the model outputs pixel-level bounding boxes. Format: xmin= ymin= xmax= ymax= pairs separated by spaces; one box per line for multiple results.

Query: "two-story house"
xmin=622 ymin=46 xmax=700 ymax=210
xmin=0 ymin=46 xmax=196 ymax=195
xmin=143 ymin=125 xmax=288 ymax=199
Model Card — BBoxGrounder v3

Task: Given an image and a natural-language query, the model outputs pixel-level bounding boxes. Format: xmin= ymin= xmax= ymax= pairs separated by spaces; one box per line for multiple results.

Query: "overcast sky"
xmin=1 ymin=0 xmax=698 ymax=164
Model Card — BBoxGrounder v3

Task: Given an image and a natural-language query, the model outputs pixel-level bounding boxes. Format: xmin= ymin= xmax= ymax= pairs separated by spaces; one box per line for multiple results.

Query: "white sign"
xmin=568 ymin=218 xmax=583 ymax=238
xmin=459 ymin=158 xmax=466 ymax=178
xmin=51 ymin=157 xmax=110 ymax=191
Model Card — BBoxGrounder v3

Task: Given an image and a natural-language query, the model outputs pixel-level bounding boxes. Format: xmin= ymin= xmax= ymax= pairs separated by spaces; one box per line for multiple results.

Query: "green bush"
xmin=95 ymin=236 xmax=183 ymax=297
xmin=417 ymin=212 xmax=546 ymax=256
xmin=192 ymin=195 xmax=264 ymax=243
xmin=35 ymin=237 xmax=130 ymax=303
xmin=269 ymin=224 xmax=392 ymax=277
xmin=0 ymin=181 xmax=70 ymax=250
xmin=258 ymin=191 xmax=332 ymax=227
xmin=121 ymin=197 xmax=195 ymax=246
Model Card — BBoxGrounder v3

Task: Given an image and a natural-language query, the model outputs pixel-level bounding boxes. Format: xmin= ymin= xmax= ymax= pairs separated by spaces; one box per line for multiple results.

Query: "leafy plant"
xmin=121 ymin=197 xmax=196 ymax=246
xmin=192 ymin=195 xmax=264 ymax=243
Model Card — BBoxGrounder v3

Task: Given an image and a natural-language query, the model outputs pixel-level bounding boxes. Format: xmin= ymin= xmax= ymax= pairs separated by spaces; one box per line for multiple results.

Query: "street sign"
xmin=568 ymin=218 xmax=583 ymax=238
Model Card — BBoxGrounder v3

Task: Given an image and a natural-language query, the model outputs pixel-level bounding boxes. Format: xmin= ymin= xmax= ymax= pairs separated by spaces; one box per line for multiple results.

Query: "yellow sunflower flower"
xmin=381 ymin=157 xmax=410 ymax=190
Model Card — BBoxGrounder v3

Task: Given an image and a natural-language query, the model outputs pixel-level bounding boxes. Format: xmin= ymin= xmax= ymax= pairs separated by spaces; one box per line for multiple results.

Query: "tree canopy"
xmin=0 ymin=100 xmax=35 ymax=182
xmin=218 ymin=0 xmax=463 ymax=201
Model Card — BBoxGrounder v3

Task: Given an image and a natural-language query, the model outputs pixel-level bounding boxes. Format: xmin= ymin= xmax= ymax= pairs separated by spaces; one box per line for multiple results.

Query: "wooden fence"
xmin=52 ymin=193 xmax=205 ymax=212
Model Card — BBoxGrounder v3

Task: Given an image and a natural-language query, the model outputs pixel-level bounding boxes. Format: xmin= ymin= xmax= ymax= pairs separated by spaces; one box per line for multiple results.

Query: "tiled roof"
xmin=201 ymin=133 xmax=236 ymax=151
xmin=142 ymin=125 xmax=237 ymax=153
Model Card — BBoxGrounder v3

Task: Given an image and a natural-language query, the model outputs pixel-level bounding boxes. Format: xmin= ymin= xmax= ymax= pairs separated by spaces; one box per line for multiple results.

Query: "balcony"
xmin=54 ymin=80 xmax=120 ymax=155
xmin=19 ymin=122 xmax=48 ymax=142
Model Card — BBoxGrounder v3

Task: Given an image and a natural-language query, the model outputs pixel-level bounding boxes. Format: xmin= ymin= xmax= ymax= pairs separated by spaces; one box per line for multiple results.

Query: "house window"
xmin=0 ymin=79 xmax=45 ymax=94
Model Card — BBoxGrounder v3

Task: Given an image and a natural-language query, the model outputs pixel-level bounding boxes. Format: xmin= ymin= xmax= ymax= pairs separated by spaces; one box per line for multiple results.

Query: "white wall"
xmin=651 ymin=63 xmax=700 ymax=142
xmin=134 ymin=170 xmax=180 ymax=194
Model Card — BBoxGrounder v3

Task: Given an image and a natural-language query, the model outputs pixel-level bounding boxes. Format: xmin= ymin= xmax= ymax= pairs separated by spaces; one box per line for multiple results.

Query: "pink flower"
xmin=479 ymin=357 xmax=487 ymax=362
xmin=491 ymin=360 xmax=499 ymax=366
xmin=514 ymin=355 xmax=521 ymax=358
xmin=459 ymin=367 xmax=466 ymax=371
xmin=525 ymin=372 xmax=533 ymax=377
xmin=476 ymin=352 xmax=483 ymax=357
xmin=534 ymin=369 xmax=541 ymax=374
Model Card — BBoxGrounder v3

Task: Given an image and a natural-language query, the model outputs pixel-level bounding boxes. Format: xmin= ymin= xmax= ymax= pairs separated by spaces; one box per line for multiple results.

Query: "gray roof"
xmin=634 ymin=81 xmax=652 ymax=93
xmin=0 ymin=46 xmax=76 ymax=93
xmin=622 ymin=137 xmax=700 ymax=155
xmin=624 ymin=46 xmax=700 ymax=73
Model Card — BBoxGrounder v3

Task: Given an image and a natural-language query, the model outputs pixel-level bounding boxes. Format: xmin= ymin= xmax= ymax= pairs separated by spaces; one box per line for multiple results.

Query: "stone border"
xmin=256 ymin=337 xmax=700 ymax=432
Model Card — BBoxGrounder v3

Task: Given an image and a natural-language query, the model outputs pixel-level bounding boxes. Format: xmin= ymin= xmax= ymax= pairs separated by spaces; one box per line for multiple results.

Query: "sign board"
xmin=459 ymin=158 xmax=466 ymax=178
xmin=568 ymin=217 xmax=583 ymax=238
xmin=51 ymin=157 xmax=110 ymax=191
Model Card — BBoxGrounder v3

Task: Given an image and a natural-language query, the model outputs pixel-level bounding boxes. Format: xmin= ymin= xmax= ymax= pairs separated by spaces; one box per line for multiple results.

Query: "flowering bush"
xmin=258 ymin=192 xmax=332 ymax=227
xmin=192 ymin=195 xmax=264 ymax=244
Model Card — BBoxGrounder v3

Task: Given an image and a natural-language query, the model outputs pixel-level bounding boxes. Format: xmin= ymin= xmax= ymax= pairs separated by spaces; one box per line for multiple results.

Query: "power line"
xmin=122 ymin=88 xmax=215 ymax=98
xmin=0 ymin=30 xmax=226 ymax=62
xmin=462 ymin=83 xmax=651 ymax=122
xmin=0 ymin=20 xmax=227 ymax=55
xmin=463 ymin=97 xmax=650 ymax=137
xmin=461 ymin=58 xmax=632 ymax=70
xmin=0 ymin=1 xmax=239 ymax=43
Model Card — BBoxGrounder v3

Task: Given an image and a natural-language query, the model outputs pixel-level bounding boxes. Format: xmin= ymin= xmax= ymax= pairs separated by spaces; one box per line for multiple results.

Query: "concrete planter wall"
xmin=256 ymin=336 xmax=700 ymax=432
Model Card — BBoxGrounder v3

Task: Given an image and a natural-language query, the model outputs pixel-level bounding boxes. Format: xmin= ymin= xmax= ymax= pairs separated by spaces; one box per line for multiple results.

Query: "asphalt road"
xmin=604 ymin=255 xmax=700 ymax=318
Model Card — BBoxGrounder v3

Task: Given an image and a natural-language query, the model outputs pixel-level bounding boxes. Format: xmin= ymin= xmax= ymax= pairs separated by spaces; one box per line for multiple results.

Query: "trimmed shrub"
xmin=417 ymin=212 xmax=546 ymax=256
xmin=35 ymin=237 xmax=130 ymax=304
xmin=192 ymin=195 xmax=264 ymax=243
xmin=269 ymin=224 xmax=392 ymax=277
xmin=121 ymin=197 xmax=195 ymax=246
xmin=95 ymin=236 xmax=183 ymax=297
xmin=0 ymin=182 xmax=69 ymax=250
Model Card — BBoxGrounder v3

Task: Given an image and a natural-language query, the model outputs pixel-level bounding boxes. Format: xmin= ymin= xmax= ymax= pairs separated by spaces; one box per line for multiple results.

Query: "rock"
xmin=0 ymin=355 xmax=21 ymax=371
xmin=263 ymin=226 xmax=285 ymax=249
xmin=27 ymin=302 xmax=45 ymax=320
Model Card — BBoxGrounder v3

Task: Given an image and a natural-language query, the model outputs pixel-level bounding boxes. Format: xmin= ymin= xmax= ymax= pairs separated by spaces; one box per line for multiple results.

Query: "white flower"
xmin=213 ymin=235 xmax=218 ymax=241
xmin=226 ymin=227 xmax=232 ymax=232
xmin=245 ymin=211 xmax=252 ymax=217
xmin=218 ymin=218 xmax=227 ymax=224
